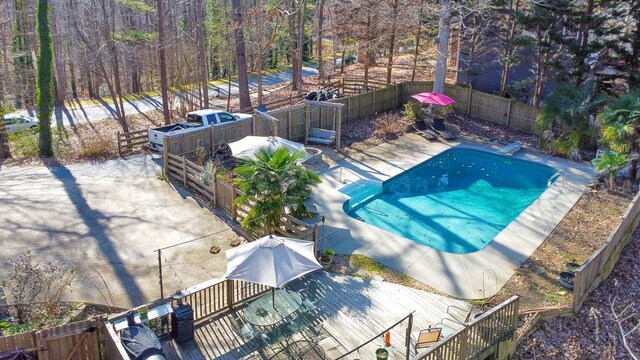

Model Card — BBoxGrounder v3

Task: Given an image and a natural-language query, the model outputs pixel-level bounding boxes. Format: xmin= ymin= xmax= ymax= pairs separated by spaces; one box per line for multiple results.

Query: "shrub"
xmin=374 ymin=113 xmax=402 ymax=140
xmin=402 ymin=102 xmax=425 ymax=121
xmin=593 ymin=151 xmax=629 ymax=191
xmin=0 ymin=252 xmax=75 ymax=324
xmin=78 ymin=137 xmax=113 ymax=160
xmin=434 ymin=105 xmax=454 ymax=118
xmin=8 ymin=127 xmax=39 ymax=158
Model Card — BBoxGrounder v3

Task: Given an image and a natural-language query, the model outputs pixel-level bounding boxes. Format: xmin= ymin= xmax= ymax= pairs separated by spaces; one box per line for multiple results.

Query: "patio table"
xmin=244 ymin=289 xmax=303 ymax=327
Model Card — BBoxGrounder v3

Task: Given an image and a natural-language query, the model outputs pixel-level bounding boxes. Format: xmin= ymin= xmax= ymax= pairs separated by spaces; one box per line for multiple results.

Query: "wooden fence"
xmin=163 ymin=152 xmax=318 ymax=242
xmin=0 ymin=319 xmax=108 ymax=360
xmin=116 ymin=129 xmax=148 ymax=156
xmin=573 ymin=191 xmax=640 ymax=311
xmin=413 ymin=296 xmax=520 ymax=360
xmin=399 ymin=81 xmax=539 ymax=133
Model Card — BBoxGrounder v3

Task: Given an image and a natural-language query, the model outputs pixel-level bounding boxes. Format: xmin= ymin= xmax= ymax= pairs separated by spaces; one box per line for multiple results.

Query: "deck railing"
xmin=413 ymin=296 xmax=519 ymax=360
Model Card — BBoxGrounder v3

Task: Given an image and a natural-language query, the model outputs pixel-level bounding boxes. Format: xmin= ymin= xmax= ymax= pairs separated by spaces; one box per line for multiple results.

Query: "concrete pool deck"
xmin=310 ymin=134 xmax=595 ymax=299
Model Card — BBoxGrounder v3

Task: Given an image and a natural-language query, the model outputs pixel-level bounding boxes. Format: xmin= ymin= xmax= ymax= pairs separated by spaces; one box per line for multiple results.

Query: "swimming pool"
xmin=342 ymin=148 xmax=558 ymax=254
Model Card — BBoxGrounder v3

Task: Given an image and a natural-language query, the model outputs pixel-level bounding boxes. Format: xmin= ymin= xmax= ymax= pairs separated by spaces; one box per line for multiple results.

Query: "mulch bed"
xmin=516 ymin=226 xmax=640 ymax=359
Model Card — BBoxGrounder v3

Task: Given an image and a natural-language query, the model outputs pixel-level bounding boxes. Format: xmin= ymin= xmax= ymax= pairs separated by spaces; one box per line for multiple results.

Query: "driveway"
xmin=0 ymin=155 xmax=237 ymax=308
xmin=10 ymin=65 xmax=319 ymax=129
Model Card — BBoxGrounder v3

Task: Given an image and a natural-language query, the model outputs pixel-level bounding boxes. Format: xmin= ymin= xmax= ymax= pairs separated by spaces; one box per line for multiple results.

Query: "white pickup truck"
xmin=148 ymin=109 xmax=252 ymax=151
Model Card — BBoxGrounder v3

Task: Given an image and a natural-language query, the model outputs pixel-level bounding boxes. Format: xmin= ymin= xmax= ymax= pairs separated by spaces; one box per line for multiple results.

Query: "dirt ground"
xmin=491 ymin=188 xmax=631 ymax=309
xmin=516 ymin=227 xmax=640 ymax=359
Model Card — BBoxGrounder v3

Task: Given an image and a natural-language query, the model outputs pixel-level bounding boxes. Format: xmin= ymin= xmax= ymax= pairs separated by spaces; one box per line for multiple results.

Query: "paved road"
xmin=0 ymin=155 xmax=241 ymax=308
xmin=9 ymin=66 xmax=318 ymax=128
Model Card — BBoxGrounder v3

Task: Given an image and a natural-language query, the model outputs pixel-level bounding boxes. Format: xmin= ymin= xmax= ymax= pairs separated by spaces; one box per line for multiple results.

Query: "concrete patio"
xmin=310 ymin=134 xmax=595 ymax=299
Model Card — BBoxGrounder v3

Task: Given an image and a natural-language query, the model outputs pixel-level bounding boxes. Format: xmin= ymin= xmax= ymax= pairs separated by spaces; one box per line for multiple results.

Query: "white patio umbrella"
xmin=223 ymin=235 xmax=321 ymax=306
xmin=228 ymin=136 xmax=311 ymax=164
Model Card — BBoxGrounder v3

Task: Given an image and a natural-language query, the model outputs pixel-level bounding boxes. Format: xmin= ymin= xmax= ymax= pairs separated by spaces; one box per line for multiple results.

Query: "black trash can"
xmin=171 ymin=303 xmax=194 ymax=343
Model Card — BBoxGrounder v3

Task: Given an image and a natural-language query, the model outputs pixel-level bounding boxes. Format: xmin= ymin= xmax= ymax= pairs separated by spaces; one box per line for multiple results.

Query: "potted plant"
xmin=376 ymin=347 xmax=389 ymax=360
xmin=319 ymin=248 xmax=335 ymax=270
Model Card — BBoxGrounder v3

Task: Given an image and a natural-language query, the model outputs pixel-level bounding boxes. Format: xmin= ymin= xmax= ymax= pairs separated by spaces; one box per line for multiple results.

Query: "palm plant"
xmin=598 ymin=92 xmax=640 ymax=181
xmin=593 ymin=151 xmax=629 ymax=191
xmin=536 ymin=82 xmax=605 ymax=159
xmin=233 ymin=147 xmax=321 ymax=234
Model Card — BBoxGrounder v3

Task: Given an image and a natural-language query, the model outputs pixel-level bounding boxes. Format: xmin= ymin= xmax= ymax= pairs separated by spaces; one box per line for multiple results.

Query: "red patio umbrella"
xmin=411 ymin=92 xmax=456 ymax=106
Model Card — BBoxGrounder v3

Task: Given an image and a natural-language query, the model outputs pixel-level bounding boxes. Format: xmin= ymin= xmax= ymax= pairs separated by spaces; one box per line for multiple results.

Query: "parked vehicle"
xmin=147 ymin=109 xmax=252 ymax=151
xmin=2 ymin=115 xmax=38 ymax=133
xmin=305 ymin=90 xmax=342 ymax=102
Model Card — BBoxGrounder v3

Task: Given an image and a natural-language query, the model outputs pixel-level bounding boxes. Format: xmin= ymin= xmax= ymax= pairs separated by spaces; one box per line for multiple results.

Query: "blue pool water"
xmin=342 ymin=148 xmax=557 ymax=254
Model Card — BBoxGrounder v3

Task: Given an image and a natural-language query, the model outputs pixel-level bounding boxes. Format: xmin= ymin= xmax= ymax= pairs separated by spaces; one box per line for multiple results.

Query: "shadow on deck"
xmin=160 ymin=272 xmax=474 ymax=360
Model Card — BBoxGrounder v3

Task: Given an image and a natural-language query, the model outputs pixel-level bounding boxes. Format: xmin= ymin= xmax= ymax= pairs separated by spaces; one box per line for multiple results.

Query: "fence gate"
xmin=36 ymin=320 xmax=101 ymax=360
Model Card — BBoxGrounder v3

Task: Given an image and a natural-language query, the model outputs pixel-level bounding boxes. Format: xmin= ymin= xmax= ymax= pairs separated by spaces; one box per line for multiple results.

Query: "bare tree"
xmin=232 ymin=0 xmax=251 ymax=110
xmin=610 ymin=297 xmax=640 ymax=360
xmin=433 ymin=0 xmax=451 ymax=94
xmin=157 ymin=0 xmax=170 ymax=124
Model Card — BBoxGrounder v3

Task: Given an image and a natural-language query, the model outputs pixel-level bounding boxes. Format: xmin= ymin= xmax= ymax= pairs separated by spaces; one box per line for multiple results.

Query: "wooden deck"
xmin=161 ymin=272 xmax=475 ymax=360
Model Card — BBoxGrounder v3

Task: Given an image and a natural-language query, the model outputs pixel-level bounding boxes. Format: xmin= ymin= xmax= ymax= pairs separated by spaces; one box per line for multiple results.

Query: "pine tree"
xmin=36 ymin=0 xmax=54 ymax=156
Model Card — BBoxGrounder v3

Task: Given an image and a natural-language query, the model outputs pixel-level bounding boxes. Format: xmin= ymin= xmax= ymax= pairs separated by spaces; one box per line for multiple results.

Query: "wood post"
xmin=458 ymin=327 xmax=469 ymax=360
xmin=117 ymin=132 xmax=122 ymax=157
xmin=336 ymin=106 xmax=342 ymax=151
xmin=226 ymin=280 xmax=235 ymax=310
xmin=213 ymin=178 xmax=218 ymax=207
xmin=231 ymin=186 xmax=238 ymax=221
xmin=347 ymin=96 xmax=352 ymax=121
xmin=304 ymin=104 xmax=309 ymax=145
xmin=467 ymin=85 xmax=473 ymax=115
xmin=252 ymin=114 xmax=258 ymax=135
xmin=211 ymin=123 xmax=216 ymax=146
xmin=340 ymin=76 xmax=345 ymax=94
xmin=505 ymin=99 xmax=513 ymax=128
xmin=312 ymin=224 xmax=318 ymax=255
xmin=35 ymin=330 xmax=49 ymax=360
xmin=373 ymin=89 xmax=377 ymax=114
xmin=182 ymin=156 xmax=188 ymax=186
xmin=287 ymin=109 xmax=292 ymax=139
xmin=272 ymin=117 xmax=278 ymax=136
xmin=405 ymin=312 xmax=414 ymax=360
xmin=162 ymin=136 xmax=169 ymax=178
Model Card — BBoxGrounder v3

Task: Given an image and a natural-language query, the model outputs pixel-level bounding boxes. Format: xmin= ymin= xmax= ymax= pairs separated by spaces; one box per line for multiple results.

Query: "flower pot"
xmin=566 ymin=262 xmax=580 ymax=274
xmin=376 ymin=348 xmax=389 ymax=360
xmin=559 ymin=271 xmax=575 ymax=290
xmin=320 ymin=256 xmax=332 ymax=270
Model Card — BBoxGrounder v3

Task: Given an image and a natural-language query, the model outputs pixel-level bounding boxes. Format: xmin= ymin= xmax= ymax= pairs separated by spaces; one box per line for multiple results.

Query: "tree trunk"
xmin=340 ymin=45 xmax=346 ymax=73
xmin=69 ymin=61 xmax=78 ymax=98
xmin=386 ymin=0 xmax=399 ymax=84
xmin=499 ymin=0 xmax=519 ymax=97
xmin=0 ymin=106 xmax=11 ymax=159
xmin=287 ymin=0 xmax=298 ymax=91
xmin=195 ymin=0 xmax=209 ymax=108
xmin=433 ymin=0 xmax=450 ymax=94
xmin=257 ymin=51 xmax=263 ymax=104
xmin=50 ymin=1 xmax=66 ymax=105
xmin=296 ymin=0 xmax=307 ymax=95
xmin=232 ymin=0 xmax=252 ymax=110
xmin=411 ymin=0 xmax=425 ymax=81
xmin=317 ymin=0 xmax=324 ymax=79
xmin=36 ymin=0 xmax=54 ymax=156
xmin=157 ymin=0 xmax=170 ymax=124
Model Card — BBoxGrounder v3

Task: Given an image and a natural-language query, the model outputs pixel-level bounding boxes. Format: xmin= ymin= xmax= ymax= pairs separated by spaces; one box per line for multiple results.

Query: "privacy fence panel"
xmin=508 ymin=103 xmax=538 ymax=133
xmin=468 ymin=90 xmax=510 ymax=126
xmin=444 ymin=84 xmax=471 ymax=113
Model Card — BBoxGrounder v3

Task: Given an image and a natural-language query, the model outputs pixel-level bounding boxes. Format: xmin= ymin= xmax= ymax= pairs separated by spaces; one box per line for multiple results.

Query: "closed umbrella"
xmin=228 ymin=136 xmax=311 ymax=164
xmin=223 ymin=235 xmax=321 ymax=306
xmin=411 ymin=92 xmax=456 ymax=106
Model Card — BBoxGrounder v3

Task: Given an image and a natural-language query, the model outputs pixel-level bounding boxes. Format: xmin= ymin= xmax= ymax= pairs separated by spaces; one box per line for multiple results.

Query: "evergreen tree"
xmin=36 ymin=0 xmax=54 ymax=156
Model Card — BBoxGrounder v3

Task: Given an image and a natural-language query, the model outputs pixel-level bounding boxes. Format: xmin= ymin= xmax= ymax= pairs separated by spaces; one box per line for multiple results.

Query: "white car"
xmin=2 ymin=115 xmax=39 ymax=133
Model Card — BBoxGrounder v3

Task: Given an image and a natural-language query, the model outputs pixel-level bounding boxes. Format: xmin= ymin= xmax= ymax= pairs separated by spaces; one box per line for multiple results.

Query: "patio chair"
xmin=412 ymin=119 xmax=438 ymax=140
xmin=430 ymin=119 xmax=456 ymax=140
xmin=298 ymin=279 xmax=320 ymax=313
xmin=498 ymin=141 xmax=523 ymax=156
xmin=410 ymin=326 xmax=442 ymax=353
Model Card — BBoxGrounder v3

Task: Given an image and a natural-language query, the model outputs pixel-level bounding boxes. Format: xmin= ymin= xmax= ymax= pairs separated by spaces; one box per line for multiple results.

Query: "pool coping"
xmin=310 ymin=134 xmax=595 ymax=299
